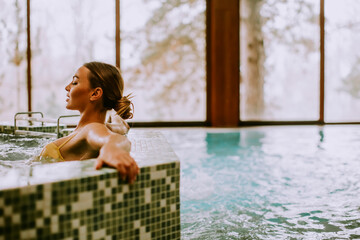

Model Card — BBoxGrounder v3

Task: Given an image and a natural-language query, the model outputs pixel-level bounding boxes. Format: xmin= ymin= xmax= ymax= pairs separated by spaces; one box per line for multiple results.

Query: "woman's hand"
xmin=95 ymin=151 xmax=139 ymax=184
xmin=95 ymin=148 xmax=139 ymax=184
xmin=85 ymin=123 xmax=139 ymax=184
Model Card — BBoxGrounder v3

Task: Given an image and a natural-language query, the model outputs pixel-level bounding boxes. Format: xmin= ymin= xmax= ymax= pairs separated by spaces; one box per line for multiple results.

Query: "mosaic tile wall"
xmin=0 ymin=131 xmax=180 ymax=240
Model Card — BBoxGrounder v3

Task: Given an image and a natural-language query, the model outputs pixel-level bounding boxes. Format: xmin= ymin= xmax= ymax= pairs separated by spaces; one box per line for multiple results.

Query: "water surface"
xmin=1 ymin=126 xmax=360 ymax=239
xmin=162 ymin=126 xmax=360 ymax=239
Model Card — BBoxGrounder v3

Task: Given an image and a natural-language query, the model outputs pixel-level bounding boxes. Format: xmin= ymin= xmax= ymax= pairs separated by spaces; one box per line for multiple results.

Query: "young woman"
xmin=39 ymin=62 xmax=139 ymax=183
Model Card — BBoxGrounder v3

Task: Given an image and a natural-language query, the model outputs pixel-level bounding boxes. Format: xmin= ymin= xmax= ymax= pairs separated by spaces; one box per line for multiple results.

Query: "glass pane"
xmin=121 ymin=0 xmax=206 ymax=122
xmin=0 ymin=0 xmax=27 ymax=123
xmin=31 ymin=0 xmax=115 ymax=118
xmin=240 ymin=0 xmax=320 ymax=121
xmin=325 ymin=0 xmax=360 ymax=122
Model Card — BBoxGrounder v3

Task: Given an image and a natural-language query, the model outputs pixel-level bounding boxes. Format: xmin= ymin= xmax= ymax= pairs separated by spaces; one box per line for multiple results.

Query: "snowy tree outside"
xmin=0 ymin=0 xmax=27 ymax=122
xmin=30 ymin=0 xmax=115 ymax=119
xmin=120 ymin=0 xmax=206 ymax=121
xmin=1 ymin=0 xmax=360 ymax=123
xmin=325 ymin=0 xmax=360 ymax=122
xmin=240 ymin=0 xmax=320 ymax=121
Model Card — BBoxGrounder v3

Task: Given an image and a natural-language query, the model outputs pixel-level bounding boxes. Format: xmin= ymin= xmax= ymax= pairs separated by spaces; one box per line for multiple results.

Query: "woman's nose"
xmin=65 ymin=83 xmax=70 ymax=91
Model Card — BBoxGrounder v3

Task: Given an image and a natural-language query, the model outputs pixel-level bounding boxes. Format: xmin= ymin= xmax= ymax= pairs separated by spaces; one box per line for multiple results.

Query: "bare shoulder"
xmin=80 ymin=122 xmax=130 ymax=151
xmin=78 ymin=123 xmax=110 ymax=138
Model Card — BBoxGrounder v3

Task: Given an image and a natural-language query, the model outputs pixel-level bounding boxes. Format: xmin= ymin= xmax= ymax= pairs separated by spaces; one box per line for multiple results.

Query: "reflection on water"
xmin=163 ymin=126 xmax=360 ymax=239
xmin=1 ymin=127 xmax=360 ymax=239
xmin=0 ymin=133 xmax=51 ymax=161
xmin=0 ymin=133 xmax=53 ymax=187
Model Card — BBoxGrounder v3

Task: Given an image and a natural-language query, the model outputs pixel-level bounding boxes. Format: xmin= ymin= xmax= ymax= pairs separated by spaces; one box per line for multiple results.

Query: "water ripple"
xmin=163 ymin=126 xmax=360 ymax=239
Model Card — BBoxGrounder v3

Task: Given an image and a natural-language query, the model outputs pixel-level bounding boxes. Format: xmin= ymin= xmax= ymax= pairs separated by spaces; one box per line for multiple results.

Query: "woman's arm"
xmin=84 ymin=123 xmax=139 ymax=184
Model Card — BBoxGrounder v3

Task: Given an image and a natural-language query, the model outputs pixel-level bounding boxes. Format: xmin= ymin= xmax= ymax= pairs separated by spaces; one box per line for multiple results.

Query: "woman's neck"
xmin=76 ymin=108 xmax=107 ymax=130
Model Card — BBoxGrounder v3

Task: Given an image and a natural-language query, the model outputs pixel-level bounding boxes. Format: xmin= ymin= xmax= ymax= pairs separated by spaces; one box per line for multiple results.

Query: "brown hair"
xmin=83 ymin=61 xmax=133 ymax=119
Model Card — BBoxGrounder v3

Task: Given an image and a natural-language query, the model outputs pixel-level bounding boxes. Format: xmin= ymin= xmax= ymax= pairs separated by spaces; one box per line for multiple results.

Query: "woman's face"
xmin=65 ymin=66 xmax=93 ymax=112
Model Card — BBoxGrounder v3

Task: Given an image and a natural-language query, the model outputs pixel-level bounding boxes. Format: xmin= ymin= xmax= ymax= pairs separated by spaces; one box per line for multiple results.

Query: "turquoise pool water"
xmin=162 ymin=126 xmax=360 ymax=239
xmin=2 ymin=126 xmax=360 ymax=239
xmin=0 ymin=133 xmax=51 ymax=187
xmin=0 ymin=133 xmax=49 ymax=161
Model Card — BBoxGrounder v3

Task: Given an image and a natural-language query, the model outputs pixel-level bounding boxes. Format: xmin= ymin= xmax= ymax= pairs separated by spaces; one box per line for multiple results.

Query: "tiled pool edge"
xmin=0 ymin=130 xmax=180 ymax=240
xmin=0 ymin=124 xmax=64 ymax=134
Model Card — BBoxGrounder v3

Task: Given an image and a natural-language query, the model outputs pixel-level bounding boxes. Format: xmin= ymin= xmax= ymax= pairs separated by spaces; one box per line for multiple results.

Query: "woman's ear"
xmin=90 ymin=87 xmax=103 ymax=101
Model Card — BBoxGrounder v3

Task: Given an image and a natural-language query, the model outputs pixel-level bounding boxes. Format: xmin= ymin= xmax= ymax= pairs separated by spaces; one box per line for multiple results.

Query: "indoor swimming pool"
xmin=161 ymin=125 xmax=360 ymax=239
xmin=1 ymin=125 xmax=360 ymax=239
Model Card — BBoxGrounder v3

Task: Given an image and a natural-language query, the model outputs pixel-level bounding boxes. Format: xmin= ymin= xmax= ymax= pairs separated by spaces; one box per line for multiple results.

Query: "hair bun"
xmin=115 ymin=94 xmax=133 ymax=120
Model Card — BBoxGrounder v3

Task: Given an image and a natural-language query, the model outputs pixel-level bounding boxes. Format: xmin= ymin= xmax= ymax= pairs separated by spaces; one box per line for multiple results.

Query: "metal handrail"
xmin=57 ymin=115 xmax=80 ymax=138
xmin=14 ymin=112 xmax=44 ymax=134
xmin=13 ymin=112 xmax=80 ymax=138
xmin=13 ymin=112 xmax=130 ymax=138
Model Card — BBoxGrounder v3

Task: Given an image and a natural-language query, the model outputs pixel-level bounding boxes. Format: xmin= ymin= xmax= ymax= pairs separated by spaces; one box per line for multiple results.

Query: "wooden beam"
xmin=26 ymin=0 xmax=32 ymax=112
xmin=116 ymin=0 xmax=120 ymax=68
xmin=319 ymin=0 xmax=325 ymax=124
xmin=206 ymin=0 xmax=240 ymax=127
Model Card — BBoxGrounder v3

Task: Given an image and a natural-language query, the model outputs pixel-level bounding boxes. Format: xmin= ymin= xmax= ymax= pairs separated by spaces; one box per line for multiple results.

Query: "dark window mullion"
xmin=320 ymin=0 xmax=325 ymax=123
xmin=27 ymin=0 xmax=32 ymax=113
xmin=116 ymin=0 xmax=120 ymax=68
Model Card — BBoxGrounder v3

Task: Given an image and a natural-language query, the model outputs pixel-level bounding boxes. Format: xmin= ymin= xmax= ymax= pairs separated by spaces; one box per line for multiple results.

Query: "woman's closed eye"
xmin=72 ymin=76 xmax=79 ymax=85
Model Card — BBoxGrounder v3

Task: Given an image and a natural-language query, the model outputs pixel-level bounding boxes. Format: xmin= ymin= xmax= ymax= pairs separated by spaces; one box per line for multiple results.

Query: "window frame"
xmin=20 ymin=0 xmax=360 ymax=127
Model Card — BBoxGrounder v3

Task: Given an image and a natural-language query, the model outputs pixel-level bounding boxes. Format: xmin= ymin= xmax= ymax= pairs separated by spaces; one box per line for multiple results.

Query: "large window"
xmin=240 ymin=0 xmax=320 ymax=121
xmin=31 ymin=0 xmax=115 ymax=118
xmin=2 ymin=0 xmax=360 ymax=125
xmin=0 ymin=0 xmax=206 ymax=123
xmin=325 ymin=0 xmax=360 ymax=122
xmin=0 ymin=0 xmax=27 ymax=122
xmin=121 ymin=0 xmax=206 ymax=122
